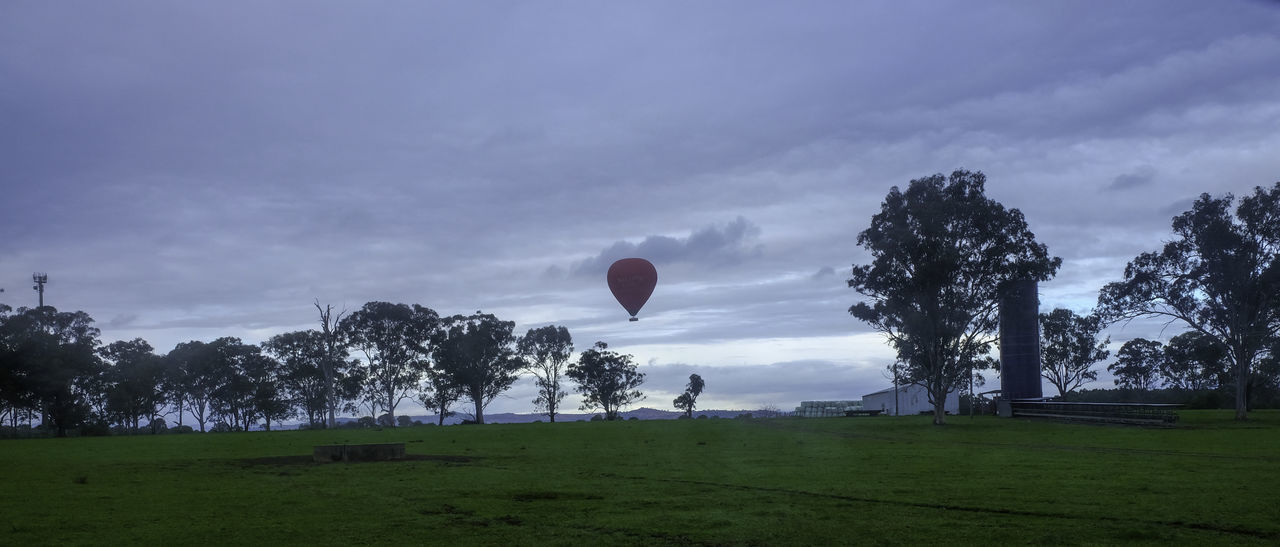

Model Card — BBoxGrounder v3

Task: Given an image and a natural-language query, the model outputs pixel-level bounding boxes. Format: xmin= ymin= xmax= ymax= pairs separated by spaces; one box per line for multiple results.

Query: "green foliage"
xmin=340 ymin=302 xmax=439 ymax=425
xmin=433 ymin=312 xmax=523 ymax=425
xmin=517 ymin=325 xmax=573 ymax=423
xmin=1110 ymin=338 xmax=1165 ymax=391
xmin=1162 ymin=331 xmax=1230 ymax=391
xmin=673 ymin=373 xmax=705 ymax=418
xmin=849 ymin=170 xmax=1060 ymax=424
xmin=568 ymin=342 xmax=645 ymax=421
xmin=1039 ymin=308 xmax=1109 ymax=397
xmin=0 ymin=306 xmax=102 ymax=436
xmin=1098 ymin=183 xmax=1280 ymax=420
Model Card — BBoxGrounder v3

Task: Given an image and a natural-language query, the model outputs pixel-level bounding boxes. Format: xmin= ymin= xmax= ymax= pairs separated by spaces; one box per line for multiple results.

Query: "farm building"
xmin=793 ymin=400 xmax=863 ymax=417
xmin=862 ymin=384 xmax=959 ymax=416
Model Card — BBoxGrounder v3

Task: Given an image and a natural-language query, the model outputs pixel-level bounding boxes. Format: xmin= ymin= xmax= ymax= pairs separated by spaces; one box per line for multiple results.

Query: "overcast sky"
xmin=3 ymin=1 xmax=1279 ymax=417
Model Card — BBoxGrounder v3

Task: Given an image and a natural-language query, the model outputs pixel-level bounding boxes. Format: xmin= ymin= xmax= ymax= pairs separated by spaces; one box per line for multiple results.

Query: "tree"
xmin=568 ymin=342 xmax=645 ymax=421
xmin=314 ymin=301 xmax=349 ymax=429
xmin=433 ymin=312 xmax=523 ymax=425
xmin=1097 ymin=184 xmax=1280 ymax=420
xmin=416 ymin=368 xmax=462 ymax=426
xmin=0 ymin=306 xmax=102 ymax=436
xmin=164 ymin=341 xmax=217 ymax=432
xmin=1161 ymin=331 xmax=1229 ymax=391
xmin=1038 ymin=308 xmax=1109 ymax=397
xmin=1108 ymin=338 xmax=1164 ymax=391
xmin=263 ymin=329 xmax=361 ymax=428
xmin=517 ymin=325 xmax=573 ymax=422
xmin=98 ymin=338 xmax=166 ymax=433
xmin=206 ymin=337 xmax=265 ymax=431
xmin=848 ymin=170 xmax=1061 ymax=425
xmin=672 ymin=373 xmax=704 ymax=418
xmin=340 ymin=302 xmax=438 ymax=426
xmin=263 ymin=330 xmax=329 ymax=427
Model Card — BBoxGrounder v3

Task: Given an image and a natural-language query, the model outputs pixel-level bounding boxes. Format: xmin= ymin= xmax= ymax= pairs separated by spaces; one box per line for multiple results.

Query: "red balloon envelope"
xmin=607 ymin=258 xmax=657 ymax=321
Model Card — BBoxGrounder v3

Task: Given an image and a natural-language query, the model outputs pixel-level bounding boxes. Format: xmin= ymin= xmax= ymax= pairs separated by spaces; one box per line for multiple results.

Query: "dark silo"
xmin=999 ymin=279 xmax=1042 ymax=400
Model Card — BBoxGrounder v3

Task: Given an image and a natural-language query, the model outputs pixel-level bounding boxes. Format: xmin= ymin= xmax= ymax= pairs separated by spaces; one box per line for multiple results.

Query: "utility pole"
xmin=32 ymin=272 xmax=47 ymax=307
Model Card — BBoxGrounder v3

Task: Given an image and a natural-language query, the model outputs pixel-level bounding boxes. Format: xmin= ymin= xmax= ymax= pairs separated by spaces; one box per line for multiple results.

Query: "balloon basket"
xmin=629 ymin=317 xmax=638 ymax=322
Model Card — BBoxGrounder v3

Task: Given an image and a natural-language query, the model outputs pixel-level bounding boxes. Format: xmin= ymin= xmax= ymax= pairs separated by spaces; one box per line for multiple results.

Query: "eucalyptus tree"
xmin=340 ymin=302 xmax=439 ymax=426
xmin=1098 ymin=183 xmax=1280 ymax=420
xmin=517 ymin=325 xmax=573 ymax=422
xmin=207 ymin=337 xmax=264 ymax=431
xmin=1108 ymin=338 xmax=1164 ymax=391
xmin=164 ymin=340 xmax=216 ymax=431
xmin=433 ymin=312 xmax=523 ymax=425
xmin=98 ymin=338 xmax=166 ymax=433
xmin=1161 ymin=331 xmax=1229 ymax=391
xmin=263 ymin=330 xmax=361 ymax=428
xmin=416 ymin=368 xmax=462 ymax=426
xmin=848 ymin=170 xmax=1060 ymax=424
xmin=0 ymin=306 xmax=102 ymax=436
xmin=673 ymin=373 xmax=704 ymax=418
xmin=568 ymin=342 xmax=645 ymax=421
xmin=1039 ymin=308 xmax=1109 ymax=397
xmin=314 ymin=301 xmax=349 ymax=428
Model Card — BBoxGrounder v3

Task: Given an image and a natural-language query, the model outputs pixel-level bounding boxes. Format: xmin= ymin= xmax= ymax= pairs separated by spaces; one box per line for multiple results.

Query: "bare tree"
xmin=315 ymin=301 xmax=348 ymax=428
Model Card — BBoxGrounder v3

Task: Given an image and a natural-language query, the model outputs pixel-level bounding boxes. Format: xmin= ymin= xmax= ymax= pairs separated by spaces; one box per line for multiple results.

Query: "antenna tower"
xmin=32 ymin=273 xmax=47 ymax=307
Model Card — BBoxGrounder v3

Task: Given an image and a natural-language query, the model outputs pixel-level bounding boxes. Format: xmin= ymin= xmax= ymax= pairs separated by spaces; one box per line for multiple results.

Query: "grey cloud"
xmin=569 ymin=217 xmax=763 ymax=277
xmin=811 ymin=266 xmax=836 ymax=280
xmin=1108 ymin=166 xmax=1156 ymax=191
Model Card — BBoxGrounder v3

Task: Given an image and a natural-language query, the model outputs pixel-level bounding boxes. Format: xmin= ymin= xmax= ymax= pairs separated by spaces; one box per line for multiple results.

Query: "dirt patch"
xmin=236 ymin=454 xmax=474 ymax=467
xmin=511 ymin=490 xmax=605 ymax=502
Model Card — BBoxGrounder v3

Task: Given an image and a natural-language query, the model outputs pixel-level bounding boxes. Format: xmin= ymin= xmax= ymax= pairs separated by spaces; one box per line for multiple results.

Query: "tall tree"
xmin=568 ymin=342 xmax=645 ymax=421
xmin=98 ymin=338 xmax=166 ymax=433
xmin=1161 ymin=331 xmax=1229 ymax=391
xmin=314 ymin=301 xmax=349 ymax=429
xmin=848 ymin=170 xmax=1061 ymax=425
xmin=263 ymin=329 xmax=360 ymax=428
xmin=1108 ymin=338 xmax=1164 ymax=391
xmin=263 ymin=330 xmax=328 ymax=427
xmin=433 ymin=312 xmax=523 ymax=425
xmin=341 ymin=302 xmax=438 ymax=426
xmin=1097 ymin=184 xmax=1280 ymax=420
xmin=0 ymin=307 xmax=102 ymax=436
xmin=206 ymin=337 xmax=264 ymax=431
xmin=164 ymin=341 xmax=217 ymax=431
xmin=1038 ymin=308 xmax=1109 ymax=397
xmin=517 ymin=325 xmax=573 ymax=423
xmin=672 ymin=373 xmax=705 ymax=418
xmin=416 ymin=368 xmax=462 ymax=426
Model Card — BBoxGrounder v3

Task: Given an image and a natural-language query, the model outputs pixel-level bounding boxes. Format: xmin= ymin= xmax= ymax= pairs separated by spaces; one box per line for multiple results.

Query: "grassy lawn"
xmin=2 ymin=410 xmax=1277 ymax=545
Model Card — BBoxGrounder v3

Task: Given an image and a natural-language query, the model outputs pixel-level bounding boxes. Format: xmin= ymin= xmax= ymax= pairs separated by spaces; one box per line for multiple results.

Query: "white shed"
xmin=862 ymin=384 xmax=959 ymax=416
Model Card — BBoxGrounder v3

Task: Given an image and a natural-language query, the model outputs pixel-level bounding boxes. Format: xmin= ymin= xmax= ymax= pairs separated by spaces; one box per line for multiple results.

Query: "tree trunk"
xmin=1233 ymin=345 xmax=1250 ymax=421
xmin=932 ymin=398 xmax=946 ymax=425
xmin=473 ymin=387 xmax=485 ymax=425
xmin=1235 ymin=357 xmax=1249 ymax=421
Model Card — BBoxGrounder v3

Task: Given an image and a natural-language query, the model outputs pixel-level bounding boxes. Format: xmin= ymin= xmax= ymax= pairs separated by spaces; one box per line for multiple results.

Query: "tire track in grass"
xmin=597 ymin=473 xmax=1278 ymax=541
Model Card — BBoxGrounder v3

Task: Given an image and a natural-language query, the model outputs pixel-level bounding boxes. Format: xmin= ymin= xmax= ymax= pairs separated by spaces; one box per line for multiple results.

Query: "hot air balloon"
xmin=607 ymin=258 xmax=657 ymax=321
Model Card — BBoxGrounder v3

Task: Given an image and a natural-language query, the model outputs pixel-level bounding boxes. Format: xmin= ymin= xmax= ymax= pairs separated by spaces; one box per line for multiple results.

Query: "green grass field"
xmin=2 ymin=411 xmax=1278 ymax=545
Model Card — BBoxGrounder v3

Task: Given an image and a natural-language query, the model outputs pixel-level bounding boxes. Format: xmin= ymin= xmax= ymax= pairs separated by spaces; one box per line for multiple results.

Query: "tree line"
xmin=0 ymin=302 xmax=655 ymax=437
xmin=849 ymin=171 xmax=1280 ymax=423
